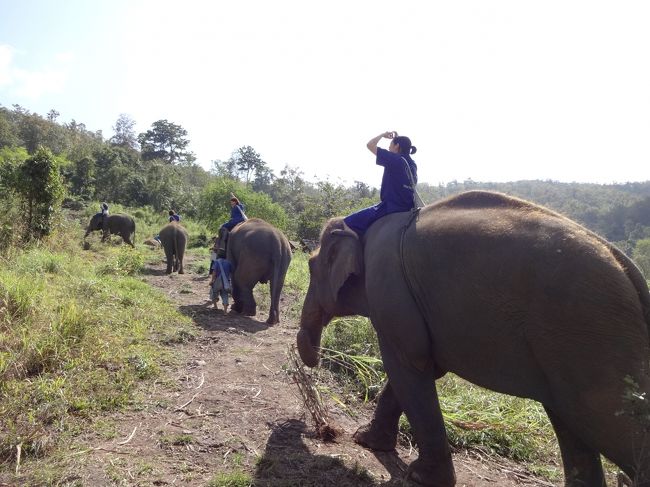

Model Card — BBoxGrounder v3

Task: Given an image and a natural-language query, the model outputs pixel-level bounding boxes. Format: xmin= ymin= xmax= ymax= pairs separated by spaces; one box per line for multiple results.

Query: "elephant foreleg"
xmin=544 ymin=406 xmax=606 ymax=487
xmin=379 ymin=339 xmax=456 ymax=487
xmin=354 ymin=381 xmax=402 ymax=451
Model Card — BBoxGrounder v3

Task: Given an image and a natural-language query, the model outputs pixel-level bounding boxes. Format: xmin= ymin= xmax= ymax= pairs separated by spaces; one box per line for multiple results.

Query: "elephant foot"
xmin=243 ymin=308 xmax=256 ymax=317
xmin=178 ymin=270 xmax=185 ymax=274
xmin=406 ymin=455 xmax=456 ymax=487
xmin=266 ymin=311 xmax=279 ymax=325
xmin=353 ymin=421 xmax=397 ymax=451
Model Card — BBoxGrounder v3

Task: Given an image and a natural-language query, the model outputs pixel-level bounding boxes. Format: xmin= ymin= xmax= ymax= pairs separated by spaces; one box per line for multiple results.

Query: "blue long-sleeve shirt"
xmin=222 ymin=203 xmax=246 ymax=230
xmin=376 ymin=148 xmax=417 ymax=212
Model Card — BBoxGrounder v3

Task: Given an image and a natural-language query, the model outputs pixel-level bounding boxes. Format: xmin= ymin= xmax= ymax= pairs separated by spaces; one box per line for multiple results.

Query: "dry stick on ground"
xmin=288 ymin=345 xmax=341 ymax=442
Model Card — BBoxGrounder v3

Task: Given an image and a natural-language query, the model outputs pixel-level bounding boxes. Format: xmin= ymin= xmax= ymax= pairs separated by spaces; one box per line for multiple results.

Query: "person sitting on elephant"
xmin=208 ymin=249 xmax=233 ymax=312
xmin=220 ymin=194 xmax=247 ymax=232
xmin=343 ymin=131 xmax=418 ymax=236
xmin=95 ymin=202 xmax=109 ymax=224
xmin=90 ymin=202 xmax=110 ymax=229
xmin=168 ymin=210 xmax=181 ymax=222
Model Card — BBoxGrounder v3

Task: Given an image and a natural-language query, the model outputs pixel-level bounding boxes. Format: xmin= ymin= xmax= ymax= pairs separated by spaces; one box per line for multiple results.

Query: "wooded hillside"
xmin=2 ymin=103 xmax=649 ymax=275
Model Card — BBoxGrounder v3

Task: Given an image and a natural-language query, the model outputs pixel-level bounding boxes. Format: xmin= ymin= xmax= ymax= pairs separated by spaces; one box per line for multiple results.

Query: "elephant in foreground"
xmin=297 ymin=190 xmax=650 ymax=487
xmin=217 ymin=218 xmax=291 ymax=324
xmin=159 ymin=222 xmax=188 ymax=274
xmin=84 ymin=213 xmax=135 ymax=247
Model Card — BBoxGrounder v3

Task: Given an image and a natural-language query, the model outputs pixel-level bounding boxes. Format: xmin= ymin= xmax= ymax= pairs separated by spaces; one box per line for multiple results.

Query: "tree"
xmin=632 ymin=239 xmax=650 ymax=278
xmin=138 ymin=119 xmax=195 ymax=165
xmin=68 ymin=156 xmax=96 ymax=200
xmin=211 ymin=158 xmax=238 ymax=179
xmin=110 ymin=114 xmax=139 ymax=150
xmin=15 ymin=146 xmax=65 ymax=240
xmin=230 ymin=146 xmax=268 ymax=185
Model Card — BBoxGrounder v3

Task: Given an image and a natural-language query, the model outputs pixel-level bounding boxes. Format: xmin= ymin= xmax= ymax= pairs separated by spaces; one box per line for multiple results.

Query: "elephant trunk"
xmin=297 ymin=290 xmax=328 ymax=367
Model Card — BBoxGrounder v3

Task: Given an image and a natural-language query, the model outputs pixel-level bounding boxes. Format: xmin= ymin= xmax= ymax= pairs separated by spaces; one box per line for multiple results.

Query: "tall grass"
xmin=0 ymin=215 xmax=195 ymax=465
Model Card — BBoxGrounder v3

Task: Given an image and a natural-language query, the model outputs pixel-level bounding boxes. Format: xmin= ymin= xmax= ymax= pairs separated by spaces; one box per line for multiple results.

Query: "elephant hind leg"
xmin=544 ymin=406 xmax=606 ymax=487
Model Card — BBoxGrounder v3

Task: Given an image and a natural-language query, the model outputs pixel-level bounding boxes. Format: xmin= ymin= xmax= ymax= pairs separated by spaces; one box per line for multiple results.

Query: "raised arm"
xmin=366 ymin=131 xmax=396 ymax=155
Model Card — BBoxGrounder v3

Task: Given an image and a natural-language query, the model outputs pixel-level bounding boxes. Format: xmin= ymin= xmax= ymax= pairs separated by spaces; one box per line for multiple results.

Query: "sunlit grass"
xmin=0 ymin=218 xmax=196 ymax=464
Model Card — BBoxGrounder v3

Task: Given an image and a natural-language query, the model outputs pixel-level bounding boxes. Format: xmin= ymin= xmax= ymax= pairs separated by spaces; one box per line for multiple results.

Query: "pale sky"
xmin=1 ymin=0 xmax=648 ymax=186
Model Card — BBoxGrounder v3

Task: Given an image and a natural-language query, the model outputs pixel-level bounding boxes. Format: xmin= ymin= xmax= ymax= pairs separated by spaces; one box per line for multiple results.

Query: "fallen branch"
xmin=15 ymin=443 xmax=21 ymax=476
xmin=116 ymin=425 xmax=138 ymax=445
xmin=175 ymin=392 xmax=200 ymax=411
xmin=195 ymin=373 xmax=205 ymax=389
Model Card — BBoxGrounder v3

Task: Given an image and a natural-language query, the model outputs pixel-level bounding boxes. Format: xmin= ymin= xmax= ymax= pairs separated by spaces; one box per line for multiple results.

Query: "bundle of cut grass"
xmin=288 ymin=345 xmax=341 ymax=442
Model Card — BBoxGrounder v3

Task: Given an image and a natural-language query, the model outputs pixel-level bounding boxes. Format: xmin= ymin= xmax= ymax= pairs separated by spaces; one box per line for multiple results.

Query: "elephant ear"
xmin=326 ymin=227 xmax=364 ymax=304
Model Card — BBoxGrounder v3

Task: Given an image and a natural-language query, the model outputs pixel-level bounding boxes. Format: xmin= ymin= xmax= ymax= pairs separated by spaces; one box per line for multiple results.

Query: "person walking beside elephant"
xmin=208 ymin=249 xmax=233 ymax=312
xmin=344 ymin=131 xmax=418 ymax=236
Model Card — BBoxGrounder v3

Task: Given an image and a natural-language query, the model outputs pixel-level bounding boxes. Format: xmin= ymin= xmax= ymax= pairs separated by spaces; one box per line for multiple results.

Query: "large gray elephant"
xmin=297 ymin=190 xmax=650 ymax=487
xmin=217 ymin=218 xmax=291 ymax=324
xmin=84 ymin=213 xmax=135 ymax=247
xmin=159 ymin=222 xmax=188 ymax=274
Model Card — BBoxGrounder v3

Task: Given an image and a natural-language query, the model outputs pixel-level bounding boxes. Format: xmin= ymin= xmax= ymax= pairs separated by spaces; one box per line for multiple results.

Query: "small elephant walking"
xmin=84 ymin=213 xmax=136 ymax=247
xmin=159 ymin=222 xmax=188 ymax=274
xmin=217 ymin=219 xmax=291 ymax=324
xmin=298 ymin=190 xmax=650 ymax=487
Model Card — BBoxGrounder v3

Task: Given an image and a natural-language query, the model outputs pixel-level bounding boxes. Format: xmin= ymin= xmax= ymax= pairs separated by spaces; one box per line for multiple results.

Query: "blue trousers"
xmin=344 ymin=202 xmax=414 ymax=236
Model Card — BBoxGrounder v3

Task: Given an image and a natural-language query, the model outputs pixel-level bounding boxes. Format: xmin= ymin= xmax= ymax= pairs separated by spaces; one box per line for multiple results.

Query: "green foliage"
xmin=137 ymin=119 xmax=195 ymax=165
xmin=0 ymin=231 xmax=195 ymax=462
xmin=632 ymin=238 xmax=650 ymax=279
xmin=97 ymin=247 xmax=144 ymax=276
xmin=14 ymin=146 xmax=65 ymax=240
xmin=207 ymin=470 xmax=252 ymax=487
xmin=436 ymin=377 xmax=555 ymax=462
xmin=0 ymin=147 xmax=28 ymax=249
xmin=198 ymin=177 xmax=289 ymax=234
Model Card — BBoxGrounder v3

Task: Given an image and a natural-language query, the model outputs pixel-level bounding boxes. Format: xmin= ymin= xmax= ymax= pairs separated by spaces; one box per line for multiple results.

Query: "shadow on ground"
xmin=253 ymin=419 xmax=407 ymax=486
xmin=140 ymin=266 xmax=168 ymax=276
xmin=178 ymin=303 xmax=271 ymax=334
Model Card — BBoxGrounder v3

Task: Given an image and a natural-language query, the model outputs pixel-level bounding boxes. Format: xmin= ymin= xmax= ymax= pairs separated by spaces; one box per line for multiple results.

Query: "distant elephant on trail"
xmin=216 ymin=218 xmax=291 ymax=324
xmin=159 ymin=222 xmax=188 ymax=274
xmin=84 ymin=213 xmax=136 ymax=248
xmin=297 ymin=190 xmax=650 ymax=487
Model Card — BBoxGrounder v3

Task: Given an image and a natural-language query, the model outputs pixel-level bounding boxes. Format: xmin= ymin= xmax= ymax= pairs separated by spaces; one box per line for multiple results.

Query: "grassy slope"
xmin=0 ymin=208 xmax=624 ymax=484
xmin=0 ymin=210 xmax=197 ymax=470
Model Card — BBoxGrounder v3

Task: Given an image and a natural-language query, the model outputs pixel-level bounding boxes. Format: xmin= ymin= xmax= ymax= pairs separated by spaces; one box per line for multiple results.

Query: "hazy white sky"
xmin=1 ymin=0 xmax=648 ymax=186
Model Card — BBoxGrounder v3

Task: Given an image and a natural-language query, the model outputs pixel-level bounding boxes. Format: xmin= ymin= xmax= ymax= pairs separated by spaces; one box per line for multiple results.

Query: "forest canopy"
xmin=1 ymin=103 xmax=650 ymax=275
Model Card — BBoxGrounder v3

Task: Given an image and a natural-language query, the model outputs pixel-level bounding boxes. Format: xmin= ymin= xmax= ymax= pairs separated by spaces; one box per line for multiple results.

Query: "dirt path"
xmin=62 ymin=255 xmax=559 ymax=487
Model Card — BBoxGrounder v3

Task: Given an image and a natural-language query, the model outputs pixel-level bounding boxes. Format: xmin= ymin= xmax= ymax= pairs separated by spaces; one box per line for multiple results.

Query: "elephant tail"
xmin=608 ymin=244 xmax=650 ymax=342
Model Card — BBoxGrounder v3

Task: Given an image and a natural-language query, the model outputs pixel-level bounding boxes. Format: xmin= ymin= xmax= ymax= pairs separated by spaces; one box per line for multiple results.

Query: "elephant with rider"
xmin=297 ymin=190 xmax=650 ymax=487
xmin=159 ymin=221 xmax=188 ymax=274
xmin=84 ymin=213 xmax=136 ymax=248
xmin=215 ymin=218 xmax=291 ymax=325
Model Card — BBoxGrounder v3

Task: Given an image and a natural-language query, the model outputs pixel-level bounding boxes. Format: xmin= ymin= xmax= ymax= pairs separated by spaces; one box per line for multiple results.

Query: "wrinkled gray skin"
xmin=297 ymin=190 xmax=650 ymax=487
xmin=216 ymin=218 xmax=291 ymax=324
xmin=84 ymin=213 xmax=135 ymax=248
xmin=159 ymin=222 xmax=188 ymax=274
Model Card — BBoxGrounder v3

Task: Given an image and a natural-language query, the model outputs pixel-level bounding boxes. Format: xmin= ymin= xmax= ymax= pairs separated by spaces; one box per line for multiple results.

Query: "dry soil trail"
xmin=65 ymin=254 xmax=559 ymax=486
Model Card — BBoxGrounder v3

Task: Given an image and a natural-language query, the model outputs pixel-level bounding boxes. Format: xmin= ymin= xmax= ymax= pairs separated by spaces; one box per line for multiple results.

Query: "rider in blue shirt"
xmin=168 ymin=210 xmax=181 ymax=222
xmin=344 ymin=131 xmax=418 ymax=236
xmin=221 ymin=195 xmax=247 ymax=232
